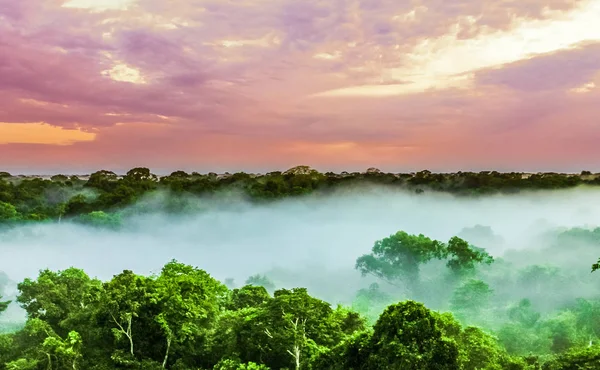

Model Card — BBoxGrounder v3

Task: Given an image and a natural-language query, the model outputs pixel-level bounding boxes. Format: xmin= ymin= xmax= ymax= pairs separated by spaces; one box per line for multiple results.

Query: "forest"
xmin=1 ymin=167 xmax=600 ymax=369
xmin=1 ymin=166 xmax=599 ymax=226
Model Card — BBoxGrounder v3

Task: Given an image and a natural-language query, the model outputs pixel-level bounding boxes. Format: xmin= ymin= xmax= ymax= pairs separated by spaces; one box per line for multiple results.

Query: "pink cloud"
xmin=0 ymin=0 xmax=599 ymax=172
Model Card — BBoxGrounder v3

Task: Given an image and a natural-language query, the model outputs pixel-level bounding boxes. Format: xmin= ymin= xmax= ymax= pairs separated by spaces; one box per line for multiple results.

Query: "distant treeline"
xmin=1 ymin=166 xmax=600 ymax=224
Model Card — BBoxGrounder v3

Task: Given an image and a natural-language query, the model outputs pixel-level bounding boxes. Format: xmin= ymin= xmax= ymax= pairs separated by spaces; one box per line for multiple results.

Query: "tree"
xmin=355 ymin=231 xmax=446 ymax=290
xmin=228 ymin=285 xmax=270 ymax=311
xmin=6 ymin=318 xmax=82 ymax=370
xmin=77 ymin=210 xmax=122 ymax=229
xmin=17 ymin=268 xmax=102 ymax=336
xmin=366 ymin=300 xmax=459 ymax=369
xmin=220 ymin=288 xmax=363 ymax=370
xmin=445 ymin=237 xmax=494 ymax=276
xmin=42 ymin=330 xmax=84 ymax=370
xmin=100 ymin=270 xmax=150 ymax=358
xmin=213 ymin=358 xmax=270 ymax=369
xmin=149 ymin=260 xmax=227 ymax=368
xmin=0 ymin=201 xmax=18 ymax=221
xmin=542 ymin=345 xmax=600 ymax=370
xmin=86 ymin=170 xmax=119 ymax=191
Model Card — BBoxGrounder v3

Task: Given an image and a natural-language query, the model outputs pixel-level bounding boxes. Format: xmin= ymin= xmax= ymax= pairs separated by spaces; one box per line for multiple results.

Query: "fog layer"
xmin=1 ymin=186 xmax=599 ymax=313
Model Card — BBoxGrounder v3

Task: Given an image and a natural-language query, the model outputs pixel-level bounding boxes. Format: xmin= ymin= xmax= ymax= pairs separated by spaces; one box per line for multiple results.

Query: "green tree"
xmin=17 ymin=268 xmax=102 ymax=337
xmin=445 ymin=236 xmax=494 ymax=277
xmin=366 ymin=300 xmax=459 ymax=369
xmin=228 ymin=285 xmax=271 ymax=311
xmin=355 ymin=231 xmax=446 ymax=290
xmin=542 ymin=345 xmax=600 ymax=370
xmin=78 ymin=211 xmax=122 ymax=229
xmin=149 ymin=260 xmax=227 ymax=368
xmin=0 ymin=201 xmax=19 ymax=221
xmin=100 ymin=270 xmax=151 ymax=359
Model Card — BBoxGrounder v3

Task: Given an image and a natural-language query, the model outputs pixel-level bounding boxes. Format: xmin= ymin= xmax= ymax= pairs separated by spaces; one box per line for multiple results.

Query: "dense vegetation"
xmin=1 ymin=167 xmax=599 ymax=226
xmin=2 ymin=168 xmax=600 ymax=368
xmin=0 ymin=227 xmax=600 ymax=369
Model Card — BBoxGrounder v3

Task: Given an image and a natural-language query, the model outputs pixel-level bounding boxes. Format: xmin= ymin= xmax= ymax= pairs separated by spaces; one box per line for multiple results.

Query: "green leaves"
xmin=17 ymin=267 xmax=101 ymax=335
xmin=150 ymin=260 xmax=228 ymax=367
xmin=356 ymin=231 xmax=494 ymax=290
xmin=0 ymin=201 xmax=19 ymax=221
xmin=445 ymin=237 xmax=494 ymax=276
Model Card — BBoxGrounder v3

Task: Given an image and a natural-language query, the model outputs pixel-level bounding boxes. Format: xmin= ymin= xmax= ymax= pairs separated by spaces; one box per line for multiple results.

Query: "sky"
xmin=1 ymin=0 xmax=600 ymax=174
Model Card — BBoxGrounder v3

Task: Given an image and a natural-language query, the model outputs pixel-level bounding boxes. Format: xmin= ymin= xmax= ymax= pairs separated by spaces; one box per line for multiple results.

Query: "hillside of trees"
xmin=1 ymin=227 xmax=600 ymax=369
xmin=1 ymin=166 xmax=600 ymax=226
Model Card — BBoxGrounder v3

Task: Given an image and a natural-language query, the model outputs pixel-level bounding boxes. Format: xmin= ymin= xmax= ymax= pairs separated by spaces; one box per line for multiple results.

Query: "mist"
xmin=1 ymin=185 xmax=600 ymax=327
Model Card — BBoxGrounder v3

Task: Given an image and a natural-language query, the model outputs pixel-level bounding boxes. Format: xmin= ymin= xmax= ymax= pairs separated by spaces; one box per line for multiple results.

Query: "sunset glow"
xmin=1 ymin=0 xmax=599 ymax=172
xmin=0 ymin=123 xmax=96 ymax=145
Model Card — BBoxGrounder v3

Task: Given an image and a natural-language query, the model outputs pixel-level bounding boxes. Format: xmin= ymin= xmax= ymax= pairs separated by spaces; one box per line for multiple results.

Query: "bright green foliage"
xmin=0 ymin=216 xmax=598 ymax=370
xmin=0 ymin=201 xmax=18 ymax=221
xmin=366 ymin=301 xmax=459 ymax=369
xmin=227 ymin=285 xmax=271 ymax=311
xmin=17 ymin=267 xmax=102 ymax=336
xmin=315 ymin=301 xmax=462 ymax=369
xmin=149 ymin=260 xmax=228 ymax=368
xmin=5 ymin=358 xmax=38 ymax=370
xmin=42 ymin=330 xmax=84 ymax=370
xmin=100 ymin=270 xmax=150 ymax=359
xmin=77 ymin=211 xmax=122 ymax=229
xmin=213 ymin=287 xmax=365 ymax=370
xmin=214 ymin=358 xmax=270 ymax=369
xmin=542 ymin=345 xmax=600 ymax=369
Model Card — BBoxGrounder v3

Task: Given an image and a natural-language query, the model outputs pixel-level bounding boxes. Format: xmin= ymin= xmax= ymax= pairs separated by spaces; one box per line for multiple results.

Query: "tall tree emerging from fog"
xmin=356 ymin=231 xmax=493 ymax=291
xmin=355 ymin=231 xmax=446 ymax=290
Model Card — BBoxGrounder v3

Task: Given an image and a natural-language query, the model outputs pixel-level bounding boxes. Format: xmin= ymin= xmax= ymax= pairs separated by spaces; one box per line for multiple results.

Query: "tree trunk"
xmin=127 ymin=316 xmax=134 ymax=356
xmin=45 ymin=353 xmax=52 ymax=370
xmin=162 ymin=336 xmax=171 ymax=368
xmin=294 ymin=344 xmax=300 ymax=370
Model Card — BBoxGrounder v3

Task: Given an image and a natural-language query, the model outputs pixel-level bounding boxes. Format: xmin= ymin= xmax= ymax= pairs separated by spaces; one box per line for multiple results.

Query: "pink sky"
xmin=1 ymin=0 xmax=600 ymax=174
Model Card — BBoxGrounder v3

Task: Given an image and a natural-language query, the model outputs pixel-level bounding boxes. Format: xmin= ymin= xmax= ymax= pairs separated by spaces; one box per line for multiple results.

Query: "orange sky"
xmin=1 ymin=0 xmax=600 ymax=173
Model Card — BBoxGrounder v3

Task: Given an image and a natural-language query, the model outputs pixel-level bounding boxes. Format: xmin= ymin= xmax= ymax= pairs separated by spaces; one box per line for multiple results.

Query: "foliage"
xmin=1 ymin=168 xmax=599 ymax=228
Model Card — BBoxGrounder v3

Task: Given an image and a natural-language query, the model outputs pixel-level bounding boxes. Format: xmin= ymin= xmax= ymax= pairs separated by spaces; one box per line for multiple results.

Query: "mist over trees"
xmin=1 ymin=166 xmax=600 ymax=225
xmin=1 ymin=168 xmax=600 ymax=368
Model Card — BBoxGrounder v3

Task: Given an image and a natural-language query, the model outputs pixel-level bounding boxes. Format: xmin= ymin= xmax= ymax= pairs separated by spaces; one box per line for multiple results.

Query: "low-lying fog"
xmin=1 ymin=186 xmax=600 ymax=323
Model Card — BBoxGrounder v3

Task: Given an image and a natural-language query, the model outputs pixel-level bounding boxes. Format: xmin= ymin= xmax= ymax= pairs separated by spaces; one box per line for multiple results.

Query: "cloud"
xmin=477 ymin=42 xmax=600 ymax=91
xmin=1 ymin=0 xmax=599 ymax=171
